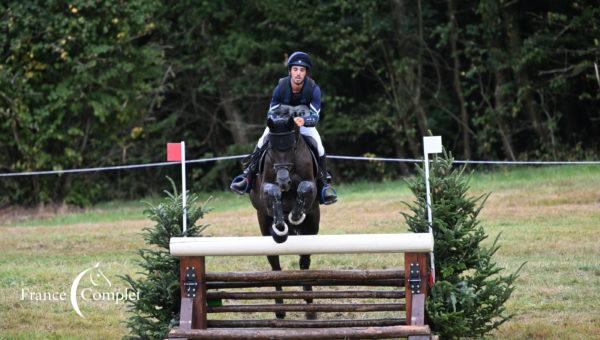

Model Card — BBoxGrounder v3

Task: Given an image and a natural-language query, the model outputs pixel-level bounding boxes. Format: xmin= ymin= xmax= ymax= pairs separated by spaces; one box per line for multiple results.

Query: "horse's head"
xmin=267 ymin=108 xmax=298 ymax=192
xmin=257 ymin=105 xmax=316 ymax=243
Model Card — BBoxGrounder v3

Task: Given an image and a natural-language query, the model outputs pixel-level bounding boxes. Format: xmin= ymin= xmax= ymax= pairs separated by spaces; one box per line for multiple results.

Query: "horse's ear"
xmin=267 ymin=116 xmax=274 ymax=129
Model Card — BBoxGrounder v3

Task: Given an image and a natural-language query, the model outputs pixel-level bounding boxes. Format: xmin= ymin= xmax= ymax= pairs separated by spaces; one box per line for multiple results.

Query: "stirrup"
xmin=320 ymin=184 xmax=337 ymax=205
xmin=230 ymin=174 xmax=250 ymax=195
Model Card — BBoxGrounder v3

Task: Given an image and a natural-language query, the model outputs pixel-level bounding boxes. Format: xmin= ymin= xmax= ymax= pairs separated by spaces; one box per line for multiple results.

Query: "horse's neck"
xmin=294 ymin=130 xmax=308 ymax=155
xmin=294 ymin=133 xmax=316 ymax=177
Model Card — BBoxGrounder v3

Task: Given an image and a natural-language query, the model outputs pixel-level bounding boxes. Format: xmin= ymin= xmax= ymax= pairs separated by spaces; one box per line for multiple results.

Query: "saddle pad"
xmin=258 ymin=136 xmax=319 ymax=177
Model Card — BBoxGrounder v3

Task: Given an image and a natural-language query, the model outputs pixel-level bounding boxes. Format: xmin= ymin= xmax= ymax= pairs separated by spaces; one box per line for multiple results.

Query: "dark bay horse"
xmin=249 ymin=105 xmax=320 ymax=319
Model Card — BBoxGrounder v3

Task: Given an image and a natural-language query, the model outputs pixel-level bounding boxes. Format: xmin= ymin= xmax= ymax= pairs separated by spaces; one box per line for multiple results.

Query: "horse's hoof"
xmin=276 ymin=311 xmax=286 ymax=319
xmin=288 ymin=211 xmax=306 ymax=225
xmin=272 ymin=234 xmax=288 ymax=244
xmin=305 ymin=311 xmax=317 ymax=320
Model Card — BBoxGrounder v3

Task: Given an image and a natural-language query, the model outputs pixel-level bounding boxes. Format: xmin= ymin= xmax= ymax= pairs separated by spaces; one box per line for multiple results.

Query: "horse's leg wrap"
xmin=288 ymin=181 xmax=314 ymax=225
xmin=264 ymin=183 xmax=288 ymax=242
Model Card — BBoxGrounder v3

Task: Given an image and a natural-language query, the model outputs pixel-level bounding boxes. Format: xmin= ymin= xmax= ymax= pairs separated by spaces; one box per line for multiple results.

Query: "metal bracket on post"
xmin=184 ymin=266 xmax=198 ymax=298
xmin=409 ymin=262 xmax=422 ymax=294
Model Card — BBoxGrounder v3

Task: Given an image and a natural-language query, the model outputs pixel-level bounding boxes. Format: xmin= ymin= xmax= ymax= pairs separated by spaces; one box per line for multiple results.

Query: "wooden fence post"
xmin=179 ymin=256 xmax=207 ymax=330
xmin=404 ymin=252 xmax=428 ymax=325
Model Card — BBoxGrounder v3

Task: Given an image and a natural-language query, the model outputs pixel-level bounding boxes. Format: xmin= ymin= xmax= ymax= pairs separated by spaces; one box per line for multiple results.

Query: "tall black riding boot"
xmin=230 ymin=146 xmax=261 ymax=195
xmin=317 ymin=155 xmax=337 ymax=205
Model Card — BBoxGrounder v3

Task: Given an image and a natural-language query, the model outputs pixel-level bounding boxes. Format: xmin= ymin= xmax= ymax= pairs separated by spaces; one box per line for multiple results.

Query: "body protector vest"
xmin=268 ymin=76 xmax=320 ymax=127
xmin=277 ymin=75 xmax=315 ymax=106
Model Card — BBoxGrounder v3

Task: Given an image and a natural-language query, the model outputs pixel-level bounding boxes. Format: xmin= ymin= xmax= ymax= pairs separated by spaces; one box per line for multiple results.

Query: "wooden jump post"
xmin=168 ymin=233 xmax=433 ymax=339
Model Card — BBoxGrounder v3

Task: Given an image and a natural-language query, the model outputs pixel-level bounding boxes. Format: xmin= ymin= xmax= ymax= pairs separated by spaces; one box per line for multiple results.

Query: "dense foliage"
xmin=2 ymin=1 xmax=599 ymax=205
xmin=121 ymin=179 xmax=209 ymax=339
xmin=403 ymin=151 xmax=522 ymax=337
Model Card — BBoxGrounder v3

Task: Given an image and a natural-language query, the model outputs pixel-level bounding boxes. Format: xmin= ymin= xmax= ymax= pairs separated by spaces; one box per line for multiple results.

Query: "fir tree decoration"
xmin=403 ymin=150 xmax=523 ymax=338
xmin=121 ymin=178 xmax=209 ymax=339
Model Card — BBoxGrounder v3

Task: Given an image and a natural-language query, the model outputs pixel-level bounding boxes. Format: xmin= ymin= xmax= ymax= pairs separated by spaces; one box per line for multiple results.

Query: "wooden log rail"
xmin=207 ymin=278 xmax=403 ymax=289
xmin=169 ymin=325 xmax=432 ymax=339
xmin=206 ymin=268 xmax=405 ymax=281
xmin=206 ymin=318 xmax=407 ymax=328
xmin=207 ymin=290 xmax=406 ymax=300
xmin=169 ymin=233 xmax=433 ymax=339
xmin=208 ymin=302 xmax=406 ymax=313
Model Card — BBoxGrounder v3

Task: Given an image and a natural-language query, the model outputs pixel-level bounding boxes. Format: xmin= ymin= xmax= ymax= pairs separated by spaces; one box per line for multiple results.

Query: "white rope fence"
xmin=1 ymin=154 xmax=599 ymax=177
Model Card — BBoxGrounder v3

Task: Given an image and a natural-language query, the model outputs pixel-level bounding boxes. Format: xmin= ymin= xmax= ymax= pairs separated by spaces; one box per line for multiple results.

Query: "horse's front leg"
xmin=300 ymin=254 xmax=317 ymax=320
xmin=267 ymin=255 xmax=286 ymax=319
xmin=263 ymin=183 xmax=288 ymax=243
xmin=288 ymin=180 xmax=315 ymax=225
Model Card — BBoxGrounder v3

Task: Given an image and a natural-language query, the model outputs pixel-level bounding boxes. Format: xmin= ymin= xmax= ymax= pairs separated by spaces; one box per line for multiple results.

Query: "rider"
xmin=230 ymin=51 xmax=337 ymax=205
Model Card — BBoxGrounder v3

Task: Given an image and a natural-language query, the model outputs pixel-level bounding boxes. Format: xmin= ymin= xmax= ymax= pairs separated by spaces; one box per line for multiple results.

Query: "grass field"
xmin=1 ymin=165 xmax=599 ymax=339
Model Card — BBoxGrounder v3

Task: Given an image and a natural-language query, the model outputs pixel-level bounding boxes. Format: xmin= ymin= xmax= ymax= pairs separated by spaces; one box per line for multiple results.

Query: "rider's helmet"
xmin=287 ymin=51 xmax=312 ymax=70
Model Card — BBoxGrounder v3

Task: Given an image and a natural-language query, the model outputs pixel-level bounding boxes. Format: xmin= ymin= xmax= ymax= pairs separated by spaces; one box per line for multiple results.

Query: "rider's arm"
xmin=267 ymin=84 xmax=282 ymax=119
xmin=304 ymin=84 xmax=321 ymax=127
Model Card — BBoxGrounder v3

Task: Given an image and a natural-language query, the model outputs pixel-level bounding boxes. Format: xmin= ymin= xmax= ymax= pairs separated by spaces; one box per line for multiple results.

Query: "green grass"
xmin=1 ymin=165 xmax=600 ymax=338
xmin=2 ymin=191 xmax=250 ymax=228
xmin=12 ymin=164 xmax=598 ymax=227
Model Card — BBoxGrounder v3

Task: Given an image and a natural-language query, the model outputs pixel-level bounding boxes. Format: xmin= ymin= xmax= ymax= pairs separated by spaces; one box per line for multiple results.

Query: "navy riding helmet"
xmin=287 ymin=51 xmax=312 ymax=70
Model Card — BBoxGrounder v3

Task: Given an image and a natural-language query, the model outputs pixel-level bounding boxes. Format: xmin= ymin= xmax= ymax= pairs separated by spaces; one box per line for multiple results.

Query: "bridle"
xmin=268 ymin=124 xmax=299 ymax=176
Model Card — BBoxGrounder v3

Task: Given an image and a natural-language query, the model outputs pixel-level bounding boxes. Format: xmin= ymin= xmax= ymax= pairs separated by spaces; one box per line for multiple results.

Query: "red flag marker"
xmin=166 ymin=141 xmax=188 ymax=234
xmin=167 ymin=143 xmax=182 ymax=161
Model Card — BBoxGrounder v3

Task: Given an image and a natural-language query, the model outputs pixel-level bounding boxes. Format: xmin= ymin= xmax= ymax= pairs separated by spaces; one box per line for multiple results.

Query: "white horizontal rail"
xmin=170 ymin=233 xmax=434 ymax=257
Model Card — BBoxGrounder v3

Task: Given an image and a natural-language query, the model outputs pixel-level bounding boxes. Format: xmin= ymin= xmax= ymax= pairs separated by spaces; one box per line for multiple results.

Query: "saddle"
xmin=257 ymin=135 xmax=319 ymax=176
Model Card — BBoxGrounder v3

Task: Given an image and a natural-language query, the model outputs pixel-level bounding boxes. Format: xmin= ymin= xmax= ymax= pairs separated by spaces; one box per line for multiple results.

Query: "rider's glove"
xmin=266 ymin=105 xmax=282 ymax=120
xmin=303 ymin=108 xmax=320 ymax=127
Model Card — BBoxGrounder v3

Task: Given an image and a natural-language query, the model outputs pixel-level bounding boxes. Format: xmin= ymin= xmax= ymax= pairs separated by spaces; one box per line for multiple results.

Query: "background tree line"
xmin=1 ymin=0 xmax=599 ymax=206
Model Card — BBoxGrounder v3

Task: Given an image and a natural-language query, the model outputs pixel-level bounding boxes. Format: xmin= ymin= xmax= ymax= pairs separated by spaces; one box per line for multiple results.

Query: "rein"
xmin=268 ymin=127 xmax=300 ymax=175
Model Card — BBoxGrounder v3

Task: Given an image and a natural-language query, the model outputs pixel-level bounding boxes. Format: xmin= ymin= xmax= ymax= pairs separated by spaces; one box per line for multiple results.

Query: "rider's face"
xmin=290 ymin=66 xmax=307 ymax=85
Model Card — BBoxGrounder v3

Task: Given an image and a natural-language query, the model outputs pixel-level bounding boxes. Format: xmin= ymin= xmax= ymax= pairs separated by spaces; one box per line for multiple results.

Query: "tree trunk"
xmin=402 ymin=118 xmax=420 ymax=158
xmin=216 ymin=79 xmax=249 ymax=145
xmin=481 ymin=0 xmax=516 ymax=160
xmin=392 ymin=131 xmax=411 ymax=175
xmin=504 ymin=5 xmax=550 ymax=150
xmin=392 ymin=0 xmax=428 ymax=137
xmin=448 ymin=0 xmax=471 ymax=159
xmin=494 ymin=70 xmax=517 ymax=161
xmin=412 ymin=0 xmax=428 ymax=137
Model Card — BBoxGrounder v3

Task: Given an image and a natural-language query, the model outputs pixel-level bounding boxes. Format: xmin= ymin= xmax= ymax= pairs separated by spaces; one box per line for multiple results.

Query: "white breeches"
xmin=257 ymin=126 xmax=325 ymax=156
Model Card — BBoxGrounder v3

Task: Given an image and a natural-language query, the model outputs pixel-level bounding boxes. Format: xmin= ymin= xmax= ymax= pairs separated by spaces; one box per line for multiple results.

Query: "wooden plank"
xmin=207 ymin=318 xmax=406 ymax=328
xmin=207 ymin=290 xmax=405 ymax=300
xmin=205 ymin=269 xmax=404 ymax=282
xmin=408 ymin=293 xmax=430 ymax=339
xmin=179 ymin=256 xmax=207 ymax=329
xmin=178 ymin=297 xmax=193 ymax=330
xmin=410 ymin=294 xmax=426 ymax=325
xmin=169 ymin=325 xmax=431 ymax=339
xmin=404 ymin=252 xmax=428 ymax=325
xmin=207 ymin=302 xmax=405 ymax=313
xmin=207 ymin=279 xmax=403 ymax=289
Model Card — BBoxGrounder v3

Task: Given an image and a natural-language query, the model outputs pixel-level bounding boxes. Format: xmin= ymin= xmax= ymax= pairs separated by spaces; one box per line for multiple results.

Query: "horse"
xmin=249 ymin=104 xmax=320 ymax=319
